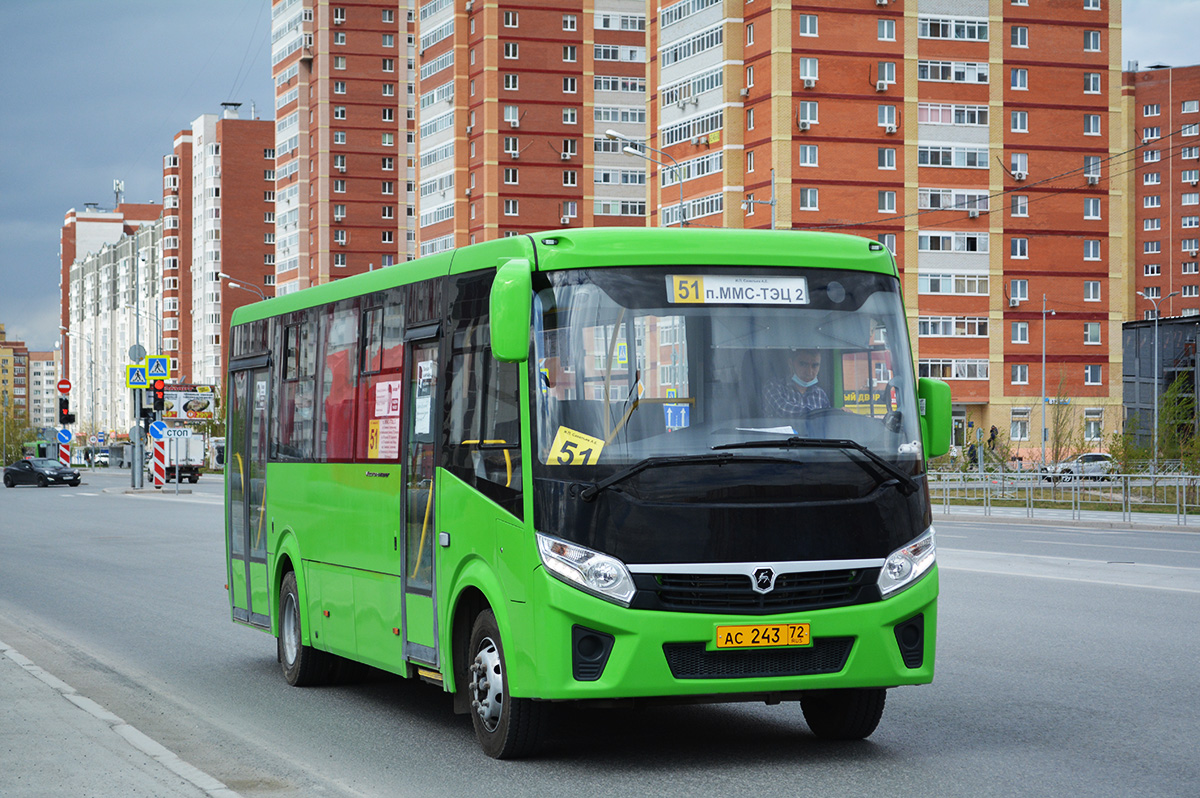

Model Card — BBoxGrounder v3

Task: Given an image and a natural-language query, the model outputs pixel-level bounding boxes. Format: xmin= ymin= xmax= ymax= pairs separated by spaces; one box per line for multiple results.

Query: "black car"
xmin=3 ymin=458 xmax=81 ymax=488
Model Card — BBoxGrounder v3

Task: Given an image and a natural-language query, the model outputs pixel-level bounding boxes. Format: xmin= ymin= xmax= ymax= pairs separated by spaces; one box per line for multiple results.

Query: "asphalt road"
xmin=1 ymin=469 xmax=1198 ymax=797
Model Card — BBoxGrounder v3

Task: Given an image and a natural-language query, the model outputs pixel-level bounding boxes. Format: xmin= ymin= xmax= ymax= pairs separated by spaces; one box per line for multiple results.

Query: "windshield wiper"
xmin=712 ymin=437 xmax=919 ymax=496
xmin=579 ymin=453 xmax=742 ymax=502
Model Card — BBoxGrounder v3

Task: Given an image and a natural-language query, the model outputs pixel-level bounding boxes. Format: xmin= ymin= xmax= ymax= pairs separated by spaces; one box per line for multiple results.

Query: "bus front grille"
xmin=662 ymin=638 xmax=853 ymax=679
xmin=633 ymin=569 xmax=878 ymax=614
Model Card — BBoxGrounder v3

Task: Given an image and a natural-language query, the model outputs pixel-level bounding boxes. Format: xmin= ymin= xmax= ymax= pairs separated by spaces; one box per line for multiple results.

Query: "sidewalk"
xmin=0 ymin=638 xmax=238 ymax=798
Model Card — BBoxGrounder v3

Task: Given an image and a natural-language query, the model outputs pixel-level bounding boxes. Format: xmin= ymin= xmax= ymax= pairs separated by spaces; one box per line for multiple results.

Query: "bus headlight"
xmin=537 ymin=533 xmax=636 ymax=607
xmin=877 ymin=528 xmax=936 ymax=597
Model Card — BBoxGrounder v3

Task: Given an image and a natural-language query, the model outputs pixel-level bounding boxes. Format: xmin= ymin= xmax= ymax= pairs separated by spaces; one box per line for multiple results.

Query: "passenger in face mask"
xmin=762 ymin=348 xmax=831 ymax=416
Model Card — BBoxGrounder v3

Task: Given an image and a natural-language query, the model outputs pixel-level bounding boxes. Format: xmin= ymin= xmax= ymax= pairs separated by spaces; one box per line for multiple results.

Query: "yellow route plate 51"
xmin=715 ymin=623 xmax=811 ymax=649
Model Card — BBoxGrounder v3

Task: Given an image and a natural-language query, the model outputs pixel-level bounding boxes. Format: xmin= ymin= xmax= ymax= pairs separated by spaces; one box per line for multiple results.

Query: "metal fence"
xmin=928 ymin=471 xmax=1200 ymax=525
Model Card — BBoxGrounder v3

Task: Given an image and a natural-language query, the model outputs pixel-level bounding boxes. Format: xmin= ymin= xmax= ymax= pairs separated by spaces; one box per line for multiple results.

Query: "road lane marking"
xmin=1023 ymin=539 xmax=1200 ymax=556
xmin=939 ymin=547 xmax=1200 ymax=594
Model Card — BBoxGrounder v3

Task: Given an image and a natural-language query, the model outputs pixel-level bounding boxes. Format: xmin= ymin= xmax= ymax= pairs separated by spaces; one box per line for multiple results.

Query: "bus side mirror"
xmin=490 ymin=258 xmax=533 ymax=362
xmin=918 ymin=378 xmax=951 ymax=459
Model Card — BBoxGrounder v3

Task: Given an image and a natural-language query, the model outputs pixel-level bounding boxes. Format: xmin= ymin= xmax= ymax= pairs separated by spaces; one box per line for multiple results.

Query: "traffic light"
xmin=58 ymin=397 xmax=70 ymax=424
xmin=152 ymin=379 xmax=166 ymax=411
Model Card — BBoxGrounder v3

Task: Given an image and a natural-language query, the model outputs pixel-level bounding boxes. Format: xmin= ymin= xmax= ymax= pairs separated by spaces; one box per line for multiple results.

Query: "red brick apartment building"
xmin=271 ymin=0 xmax=411 ymax=294
xmin=179 ymin=108 xmax=276 ymax=386
xmin=647 ymin=0 xmax=1125 ymax=455
xmin=1126 ymin=63 xmax=1200 ymax=320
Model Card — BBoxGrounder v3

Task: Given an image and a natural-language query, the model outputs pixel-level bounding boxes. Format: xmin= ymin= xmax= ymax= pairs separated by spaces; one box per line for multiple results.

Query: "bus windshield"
xmin=531 ymin=265 xmax=922 ymax=472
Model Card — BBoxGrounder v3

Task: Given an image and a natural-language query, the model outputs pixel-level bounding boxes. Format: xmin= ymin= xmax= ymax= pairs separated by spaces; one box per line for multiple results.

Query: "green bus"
xmin=224 ymin=228 xmax=950 ymax=758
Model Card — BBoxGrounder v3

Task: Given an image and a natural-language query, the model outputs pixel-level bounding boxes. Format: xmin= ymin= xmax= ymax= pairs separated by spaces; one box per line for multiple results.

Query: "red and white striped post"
xmin=59 ymin=443 xmax=70 ymax=467
xmin=152 ymin=439 xmax=167 ymax=489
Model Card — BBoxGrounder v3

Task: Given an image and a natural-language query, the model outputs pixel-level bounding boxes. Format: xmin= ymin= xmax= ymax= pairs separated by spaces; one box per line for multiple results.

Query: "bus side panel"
xmin=307 ymin=562 xmax=357 ymax=657
xmin=353 ymin=569 xmax=406 ymax=674
xmin=249 ymin=561 xmax=270 ymax=621
xmin=437 ymin=472 xmax=538 ymax=695
xmin=229 ymin=558 xmax=249 ymax=617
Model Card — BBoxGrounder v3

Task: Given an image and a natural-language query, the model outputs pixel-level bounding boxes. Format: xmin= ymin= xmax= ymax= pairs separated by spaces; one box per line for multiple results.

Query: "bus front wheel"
xmin=279 ymin=571 xmax=332 ymax=686
xmin=467 ymin=609 xmax=546 ymax=759
xmin=801 ymin=688 xmax=886 ymax=740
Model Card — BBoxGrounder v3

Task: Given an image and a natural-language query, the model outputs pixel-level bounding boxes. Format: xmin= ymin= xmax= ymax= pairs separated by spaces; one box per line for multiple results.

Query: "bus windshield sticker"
xmin=548 ymin=426 xmax=604 ymax=466
xmin=667 ymin=275 xmax=809 ymax=305
xmin=375 ymin=380 xmax=403 ymax=417
xmin=368 ymin=417 xmax=401 ymax=459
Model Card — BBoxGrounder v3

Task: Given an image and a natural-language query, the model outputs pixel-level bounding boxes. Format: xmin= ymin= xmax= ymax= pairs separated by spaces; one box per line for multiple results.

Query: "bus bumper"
xmin=511 ymin=564 xmax=938 ymax=701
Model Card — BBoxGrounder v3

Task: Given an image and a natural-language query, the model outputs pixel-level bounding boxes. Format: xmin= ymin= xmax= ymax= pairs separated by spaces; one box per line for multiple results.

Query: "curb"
xmin=0 ymin=638 xmax=241 ymax=798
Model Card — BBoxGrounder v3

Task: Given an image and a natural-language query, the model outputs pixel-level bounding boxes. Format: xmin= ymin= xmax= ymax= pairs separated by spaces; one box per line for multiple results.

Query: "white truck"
xmin=161 ymin=437 xmax=206 ymax=483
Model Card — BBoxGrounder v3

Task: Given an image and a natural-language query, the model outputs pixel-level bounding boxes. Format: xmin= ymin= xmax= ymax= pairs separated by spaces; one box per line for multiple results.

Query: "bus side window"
xmin=444 ymin=274 xmax=523 ymax=519
xmin=275 ymin=314 xmax=318 ymax=461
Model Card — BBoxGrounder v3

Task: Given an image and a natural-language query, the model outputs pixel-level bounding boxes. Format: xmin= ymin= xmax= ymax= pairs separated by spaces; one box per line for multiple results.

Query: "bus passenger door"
xmin=401 ymin=336 xmax=440 ymax=665
xmin=227 ymin=363 xmax=271 ymax=628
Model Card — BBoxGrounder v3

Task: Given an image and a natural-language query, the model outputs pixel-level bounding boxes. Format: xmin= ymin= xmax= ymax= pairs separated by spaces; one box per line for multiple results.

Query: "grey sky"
xmin=1 ymin=0 xmax=1196 ymax=352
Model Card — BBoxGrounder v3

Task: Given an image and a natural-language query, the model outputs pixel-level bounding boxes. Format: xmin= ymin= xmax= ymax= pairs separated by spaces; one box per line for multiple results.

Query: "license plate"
xmin=715 ymin=623 xmax=811 ymax=649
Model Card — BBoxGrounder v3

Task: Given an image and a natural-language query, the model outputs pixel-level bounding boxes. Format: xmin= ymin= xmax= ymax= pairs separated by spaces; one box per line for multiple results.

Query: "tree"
xmin=1045 ymin=376 xmax=1084 ymax=467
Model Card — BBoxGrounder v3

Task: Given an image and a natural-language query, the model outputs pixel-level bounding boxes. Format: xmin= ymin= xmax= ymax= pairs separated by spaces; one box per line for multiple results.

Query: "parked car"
xmin=3 ymin=458 xmax=81 ymax=488
xmin=1041 ymin=452 xmax=1115 ymax=482
xmin=93 ymin=451 xmax=109 ymax=466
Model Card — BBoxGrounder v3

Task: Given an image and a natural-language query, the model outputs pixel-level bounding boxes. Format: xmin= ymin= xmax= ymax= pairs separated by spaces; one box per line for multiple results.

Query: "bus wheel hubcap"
xmin=469 ymin=637 xmax=503 ymax=731
xmin=282 ymin=595 xmax=299 ymax=665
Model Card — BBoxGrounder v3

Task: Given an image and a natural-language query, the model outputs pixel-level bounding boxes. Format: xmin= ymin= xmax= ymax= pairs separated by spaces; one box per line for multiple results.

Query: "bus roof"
xmin=230 ymin=228 xmax=894 ymax=327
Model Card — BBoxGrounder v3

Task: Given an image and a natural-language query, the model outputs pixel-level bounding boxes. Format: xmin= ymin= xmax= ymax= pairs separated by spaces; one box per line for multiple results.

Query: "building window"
xmin=878 ymin=191 xmax=896 ymax=213
xmin=1085 ymin=114 xmax=1101 ymax=135
xmin=1084 ymin=281 xmax=1101 ymax=301
xmin=504 ymin=199 xmax=519 ymax=215
xmin=563 ymin=108 xmax=577 ymax=124
xmin=1084 ymin=239 xmax=1101 ymax=260
xmin=334 ymin=56 xmax=346 ymax=70
xmin=563 ymin=45 xmax=576 ymax=62
xmin=1011 ymin=407 xmax=1030 ymax=439
xmin=334 ymin=179 xmax=346 ymax=193
xmin=1011 ymin=238 xmax=1028 ymax=259
xmin=799 ymin=14 xmax=818 ymax=36
xmin=504 ymin=42 xmax=519 ymax=59
xmin=799 ymin=145 xmax=818 ymax=167
xmin=334 ymin=81 xmax=346 ymax=94
xmin=1084 ymin=322 xmax=1101 ymax=345
xmin=1012 ymin=195 xmax=1028 ymax=217
xmin=1012 ymin=368 xmax=1029 ymax=389
xmin=1011 ymin=111 xmax=1028 ymax=132
xmin=878 ymin=147 xmax=895 ymax=170
xmin=1084 ymin=30 xmax=1101 ymax=51
xmin=1084 ymin=365 xmax=1101 ymax=385
xmin=878 ymin=19 xmax=895 ymax=41
xmin=1084 ymin=72 xmax=1101 ymax=93
xmin=563 ymin=171 xmax=577 ymax=187
xmin=382 ymin=33 xmax=394 ymax=48
xmin=1012 ymin=321 xmax=1029 ymax=344
xmin=382 ymin=58 xmax=394 ymax=72
xmin=1084 ymin=409 xmax=1103 ymax=442
xmin=563 ymin=14 xmax=576 ymax=30
xmin=1011 ymin=68 xmax=1028 ymax=90
xmin=504 ymin=168 xmax=518 ymax=185
xmin=1011 ymin=26 xmax=1028 ymax=47
xmin=1085 ymin=198 xmax=1101 ymax=219
xmin=798 ymin=188 xmax=818 ymax=210
xmin=1011 ymin=279 xmax=1028 ymax=301
xmin=334 ymin=106 xmax=346 ymax=120
xmin=504 ymin=10 xmax=518 ymax=27
xmin=562 ymin=77 xmax=576 ymax=93
xmin=1144 ymin=264 xmax=1161 ymax=277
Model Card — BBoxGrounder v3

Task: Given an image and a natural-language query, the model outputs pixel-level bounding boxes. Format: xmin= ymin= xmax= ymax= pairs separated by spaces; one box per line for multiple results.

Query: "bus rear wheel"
xmin=467 ymin=609 xmax=546 ymax=759
xmin=279 ymin=571 xmax=333 ymax=686
xmin=801 ymin=688 xmax=886 ymax=740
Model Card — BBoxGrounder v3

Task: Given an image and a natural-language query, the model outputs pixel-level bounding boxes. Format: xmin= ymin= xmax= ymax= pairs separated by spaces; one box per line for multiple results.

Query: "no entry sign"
xmin=57 ymin=379 xmax=71 ymax=394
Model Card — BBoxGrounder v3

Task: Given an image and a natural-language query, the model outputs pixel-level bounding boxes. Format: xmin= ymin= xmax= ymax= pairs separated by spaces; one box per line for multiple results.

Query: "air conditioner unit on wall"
xmin=884 ymin=124 xmax=897 ymax=134
xmin=465 ymin=188 xmax=472 ymax=197
xmin=560 ymin=216 xmax=570 ymax=225
xmin=803 ymin=78 xmax=816 ymax=89
xmin=1010 ymin=297 xmax=1020 ymax=307
xmin=1014 ymin=171 xmax=1027 ymax=181
xmin=876 ymin=0 xmax=888 ymax=6
xmin=739 ymin=88 xmax=749 ymax=97
xmin=876 ymin=81 xmax=887 ymax=92
xmin=511 ymin=151 xmax=520 ymax=160
xmin=968 ymin=209 xmax=980 ymax=219
xmin=1087 ymin=175 xmax=1099 ymax=185
xmin=561 ymin=151 xmax=571 ymax=160
xmin=799 ymin=120 xmax=810 ymax=131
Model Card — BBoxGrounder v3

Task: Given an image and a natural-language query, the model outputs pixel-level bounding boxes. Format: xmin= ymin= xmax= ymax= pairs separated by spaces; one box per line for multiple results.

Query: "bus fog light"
xmin=537 ymin=533 xmax=636 ymax=606
xmin=877 ymin=528 xmax=936 ymax=597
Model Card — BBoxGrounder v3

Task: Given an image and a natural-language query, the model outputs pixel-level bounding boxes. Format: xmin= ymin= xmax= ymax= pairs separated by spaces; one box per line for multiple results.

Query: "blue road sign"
xmin=126 ymin=365 xmax=149 ymax=389
xmin=663 ymin=403 xmax=690 ymax=430
xmin=147 ymin=356 xmax=169 ymax=379
xmin=97 ymin=432 xmax=106 ymax=444
xmin=57 ymin=428 xmax=73 ymax=444
xmin=149 ymin=420 xmax=167 ymax=440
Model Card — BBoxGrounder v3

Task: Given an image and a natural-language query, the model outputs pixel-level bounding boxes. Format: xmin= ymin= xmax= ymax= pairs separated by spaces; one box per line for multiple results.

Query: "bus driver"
xmin=762 ymin=348 xmax=831 ymax=416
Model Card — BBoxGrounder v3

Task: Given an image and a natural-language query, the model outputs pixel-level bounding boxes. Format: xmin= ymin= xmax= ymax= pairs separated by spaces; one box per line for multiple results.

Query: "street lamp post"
xmin=219 ymin=272 xmax=267 ymax=300
xmin=741 ymin=168 xmax=777 ymax=230
xmin=1040 ymin=294 xmax=1056 ymax=468
xmin=59 ymin=326 xmax=98 ymax=447
xmin=1137 ymin=289 xmax=1180 ymax=471
xmin=604 ymin=130 xmax=686 ymax=227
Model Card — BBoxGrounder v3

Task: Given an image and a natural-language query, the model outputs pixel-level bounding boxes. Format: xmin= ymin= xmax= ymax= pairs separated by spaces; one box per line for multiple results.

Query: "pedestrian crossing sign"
xmin=147 ymin=356 xmax=169 ymax=379
xmin=126 ymin=365 xmax=148 ymax=389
